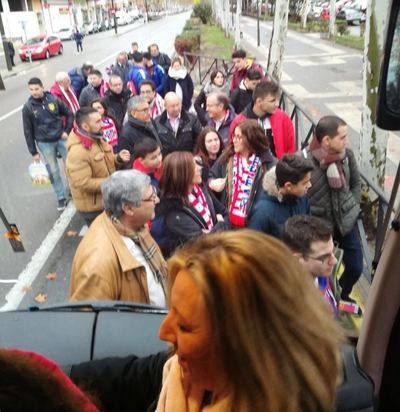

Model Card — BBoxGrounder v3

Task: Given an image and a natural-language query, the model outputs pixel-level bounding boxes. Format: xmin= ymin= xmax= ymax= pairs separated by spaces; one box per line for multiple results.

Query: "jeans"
xmin=76 ymin=41 xmax=83 ymax=52
xmin=334 ymin=224 xmax=363 ymax=298
xmin=37 ymin=139 xmax=67 ymax=201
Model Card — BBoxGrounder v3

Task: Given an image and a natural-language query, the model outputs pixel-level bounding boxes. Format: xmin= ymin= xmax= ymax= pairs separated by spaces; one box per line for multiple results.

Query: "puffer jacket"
xmin=307 ymin=148 xmax=361 ymax=236
xmin=111 ymin=61 xmax=133 ymax=86
xmin=103 ymin=88 xmax=132 ymax=129
xmin=68 ymin=67 xmax=88 ymax=98
xmin=247 ymin=166 xmax=310 ymax=237
xmin=154 ymin=110 xmax=202 ymax=157
xmin=66 ymin=130 xmax=120 ymax=213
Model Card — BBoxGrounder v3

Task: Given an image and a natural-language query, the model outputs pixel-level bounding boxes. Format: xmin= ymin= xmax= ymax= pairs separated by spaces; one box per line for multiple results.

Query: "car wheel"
xmin=45 ymin=50 xmax=50 ymax=59
xmin=58 ymin=45 xmax=63 ymax=55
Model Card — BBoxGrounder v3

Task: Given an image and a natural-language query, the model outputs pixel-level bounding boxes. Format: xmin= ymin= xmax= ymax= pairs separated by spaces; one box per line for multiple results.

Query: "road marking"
xmin=0 ymin=279 xmax=18 ymax=284
xmin=0 ymin=105 xmax=23 ymax=123
xmin=0 ymin=203 xmax=76 ymax=312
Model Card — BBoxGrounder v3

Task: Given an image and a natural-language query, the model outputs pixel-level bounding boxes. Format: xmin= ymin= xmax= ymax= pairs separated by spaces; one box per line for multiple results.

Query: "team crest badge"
xmin=48 ymin=102 xmax=55 ymax=111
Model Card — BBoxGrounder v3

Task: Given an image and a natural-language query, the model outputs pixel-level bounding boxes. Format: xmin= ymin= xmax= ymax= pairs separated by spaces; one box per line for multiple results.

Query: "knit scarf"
xmin=150 ymin=94 xmax=165 ymax=119
xmin=310 ymin=137 xmax=346 ymax=189
xmin=133 ymin=158 xmax=163 ymax=182
xmin=188 ymin=185 xmax=214 ymax=230
xmin=101 ymin=116 xmax=118 ymax=148
xmin=203 ymin=80 xmax=230 ymax=97
xmin=112 ymin=218 xmax=168 ymax=296
xmin=156 ymin=355 xmax=232 ymax=412
xmin=229 ymin=153 xmax=261 ymax=227
xmin=72 ymin=122 xmax=104 ymax=150
xmin=59 ymin=85 xmax=80 ymax=113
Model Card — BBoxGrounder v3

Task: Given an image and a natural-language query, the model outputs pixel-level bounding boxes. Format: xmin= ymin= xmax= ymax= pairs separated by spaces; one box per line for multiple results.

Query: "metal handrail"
xmin=183 ymin=51 xmax=400 ymax=283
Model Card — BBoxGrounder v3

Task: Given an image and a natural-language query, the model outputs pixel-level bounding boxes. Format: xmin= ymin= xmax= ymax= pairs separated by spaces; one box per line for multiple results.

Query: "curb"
xmin=1 ymin=62 xmax=41 ymax=80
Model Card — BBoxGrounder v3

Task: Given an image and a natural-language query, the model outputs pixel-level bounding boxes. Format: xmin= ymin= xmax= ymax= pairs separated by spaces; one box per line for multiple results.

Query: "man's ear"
xmin=321 ymin=135 xmax=331 ymax=148
xmin=122 ymin=203 xmax=135 ymax=217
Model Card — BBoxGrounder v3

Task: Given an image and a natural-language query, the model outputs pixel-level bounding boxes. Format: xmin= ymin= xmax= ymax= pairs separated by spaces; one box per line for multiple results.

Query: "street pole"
xmin=111 ymin=0 xmax=118 ymax=34
xmin=144 ymin=0 xmax=149 ymax=23
xmin=257 ymin=0 xmax=260 ymax=46
xmin=0 ymin=12 xmax=13 ymax=72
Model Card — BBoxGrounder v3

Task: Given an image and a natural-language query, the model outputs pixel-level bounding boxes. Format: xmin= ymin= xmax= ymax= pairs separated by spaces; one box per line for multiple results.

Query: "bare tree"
xmin=301 ymin=0 xmax=312 ymax=29
xmin=235 ymin=0 xmax=243 ymax=47
xmin=329 ymin=0 xmax=336 ymax=37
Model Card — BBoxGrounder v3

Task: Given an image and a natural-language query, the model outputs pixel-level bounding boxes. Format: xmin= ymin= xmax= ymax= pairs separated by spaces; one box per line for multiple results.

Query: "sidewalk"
xmin=0 ymin=61 xmax=41 ymax=80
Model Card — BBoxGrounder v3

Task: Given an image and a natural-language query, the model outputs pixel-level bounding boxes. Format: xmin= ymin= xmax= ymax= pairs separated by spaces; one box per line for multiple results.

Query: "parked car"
xmin=55 ymin=27 xmax=74 ymax=41
xmin=337 ymin=6 xmax=365 ymax=25
xmin=19 ymin=35 xmax=63 ymax=61
xmin=84 ymin=21 xmax=99 ymax=34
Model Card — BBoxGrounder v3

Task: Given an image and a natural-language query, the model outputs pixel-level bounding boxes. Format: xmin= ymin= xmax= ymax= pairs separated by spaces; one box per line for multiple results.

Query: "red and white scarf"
xmin=60 ymin=85 xmax=80 ymax=113
xmin=188 ymin=184 xmax=214 ymax=230
xmin=150 ymin=94 xmax=165 ymax=119
xmin=101 ymin=116 xmax=118 ymax=148
xmin=229 ymin=153 xmax=261 ymax=227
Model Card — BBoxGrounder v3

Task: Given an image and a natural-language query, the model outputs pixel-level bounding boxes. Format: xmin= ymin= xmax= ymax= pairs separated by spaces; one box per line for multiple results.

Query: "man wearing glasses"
xmin=70 ymin=170 xmax=167 ymax=307
xmin=282 ymin=215 xmax=338 ymax=315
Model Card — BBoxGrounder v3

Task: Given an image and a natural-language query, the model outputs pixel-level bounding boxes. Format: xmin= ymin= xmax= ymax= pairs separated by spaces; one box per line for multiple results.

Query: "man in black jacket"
xmin=103 ymin=74 xmax=132 ymax=129
xmin=230 ymin=69 xmax=262 ymax=114
xmin=118 ymin=95 xmax=160 ymax=158
xmin=148 ymin=43 xmax=171 ymax=74
xmin=22 ymin=77 xmax=73 ymax=211
xmin=154 ymin=92 xmax=202 ymax=157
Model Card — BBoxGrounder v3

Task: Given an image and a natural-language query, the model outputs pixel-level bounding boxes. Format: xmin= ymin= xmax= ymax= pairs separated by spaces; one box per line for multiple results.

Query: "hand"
xmin=208 ymin=178 xmax=226 ymax=193
xmin=216 ymin=214 xmax=225 ymax=223
xmin=32 ymin=153 xmax=40 ymax=162
xmin=61 ymin=132 xmax=69 ymax=140
xmin=202 ymin=229 xmax=211 ymax=234
xmin=118 ymin=150 xmax=131 ymax=163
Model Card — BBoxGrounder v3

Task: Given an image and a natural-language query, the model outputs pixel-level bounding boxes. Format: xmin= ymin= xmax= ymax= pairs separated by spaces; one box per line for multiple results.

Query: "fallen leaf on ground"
xmin=22 ymin=285 xmax=32 ymax=293
xmin=46 ymin=272 xmax=57 ymax=280
xmin=34 ymin=293 xmax=47 ymax=303
xmin=67 ymin=230 xmax=78 ymax=237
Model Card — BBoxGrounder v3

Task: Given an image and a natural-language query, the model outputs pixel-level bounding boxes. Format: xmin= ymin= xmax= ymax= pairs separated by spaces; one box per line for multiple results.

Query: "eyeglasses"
xmin=142 ymin=186 xmax=158 ymax=202
xmin=304 ymin=242 xmax=339 ymax=264
xmin=135 ymin=107 xmax=149 ymax=114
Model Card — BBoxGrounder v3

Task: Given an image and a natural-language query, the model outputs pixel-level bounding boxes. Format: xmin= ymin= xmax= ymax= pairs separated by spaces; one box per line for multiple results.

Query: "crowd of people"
xmin=16 ymin=42 xmax=364 ymax=411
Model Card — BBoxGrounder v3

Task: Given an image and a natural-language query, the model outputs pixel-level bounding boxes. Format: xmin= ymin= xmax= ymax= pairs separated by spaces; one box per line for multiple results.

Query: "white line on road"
xmin=0 ymin=203 xmax=76 ymax=312
xmin=0 ymin=279 xmax=18 ymax=284
xmin=0 ymin=105 xmax=23 ymax=123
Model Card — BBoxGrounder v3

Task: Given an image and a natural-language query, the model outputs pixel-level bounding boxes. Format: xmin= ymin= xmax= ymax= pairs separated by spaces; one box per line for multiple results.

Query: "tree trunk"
xmin=235 ymin=0 xmax=243 ymax=47
xmin=359 ymin=0 xmax=390 ymax=188
xmin=301 ymin=0 xmax=312 ymax=29
xmin=267 ymin=0 xmax=289 ymax=81
xmin=329 ymin=0 xmax=336 ymax=37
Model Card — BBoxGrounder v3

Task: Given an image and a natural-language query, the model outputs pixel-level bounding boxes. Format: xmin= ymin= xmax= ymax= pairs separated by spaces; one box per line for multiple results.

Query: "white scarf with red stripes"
xmin=188 ymin=184 xmax=214 ymax=230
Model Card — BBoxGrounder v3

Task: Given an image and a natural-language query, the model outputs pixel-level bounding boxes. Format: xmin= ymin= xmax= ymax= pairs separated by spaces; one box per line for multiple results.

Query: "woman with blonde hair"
xmin=69 ymin=230 xmax=342 ymax=412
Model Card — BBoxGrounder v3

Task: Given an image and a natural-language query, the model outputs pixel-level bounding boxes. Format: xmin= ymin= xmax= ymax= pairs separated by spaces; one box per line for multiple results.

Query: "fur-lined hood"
xmin=262 ymin=166 xmax=283 ymax=201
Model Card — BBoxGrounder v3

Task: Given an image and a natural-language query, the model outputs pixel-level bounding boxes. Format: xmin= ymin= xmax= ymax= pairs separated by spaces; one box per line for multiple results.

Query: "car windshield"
xmin=26 ymin=37 xmax=43 ymax=45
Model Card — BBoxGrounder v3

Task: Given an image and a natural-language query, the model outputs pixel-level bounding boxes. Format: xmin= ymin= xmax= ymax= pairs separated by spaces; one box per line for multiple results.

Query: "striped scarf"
xmin=188 ymin=184 xmax=214 ymax=230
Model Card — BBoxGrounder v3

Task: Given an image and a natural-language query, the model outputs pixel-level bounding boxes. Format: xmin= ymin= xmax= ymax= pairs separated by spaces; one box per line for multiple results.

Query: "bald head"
xmin=164 ymin=92 xmax=182 ymax=118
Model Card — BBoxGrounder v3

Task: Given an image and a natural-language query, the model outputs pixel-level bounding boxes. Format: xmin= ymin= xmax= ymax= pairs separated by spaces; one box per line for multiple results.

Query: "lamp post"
xmin=110 ymin=0 xmax=118 ymax=34
xmin=256 ymin=0 xmax=260 ymax=46
xmin=0 ymin=11 xmax=12 ymax=73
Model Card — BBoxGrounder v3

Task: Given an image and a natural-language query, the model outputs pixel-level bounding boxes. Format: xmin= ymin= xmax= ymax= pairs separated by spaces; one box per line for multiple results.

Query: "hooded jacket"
xmin=68 ymin=67 xmax=88 ymax=98
xmin=22 ymin=91 xmax=73 ymax=156
xmin=229 ymin=59 xmax=265 ymax=92
xmin=247 ymin=166 xmax=310 ymax=237
xmin=229 ymin=103 xmax=295 ymax=159
xmin=128 ymin=65 xmax=147 ymax=95
xmin=154 ymin=109 xmax=202 ymax=157
xmin=145 ymin=63 xmax=166 ymax=96
xmin=103 ymin=88 xmax=132 ymax=129
xmin=164 ymin=67 xmax=194 ymax=111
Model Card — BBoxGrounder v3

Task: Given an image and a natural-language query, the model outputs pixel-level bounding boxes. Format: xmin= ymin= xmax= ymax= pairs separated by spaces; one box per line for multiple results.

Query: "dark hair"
xmin=132 ymin=41 xmax=138 ymax=47
xmin=282 ymin=215 xmax=333 ymax=256
xmin=90 ymin=98 xmax=118 ymax=124
xmin=89 ymin=69 xmax=102 ymax=77
xmin=82 ymin=63 xmax=93 ymax=71
xmin=208 ymin=92 xmax=230 ymax=110
xmin=160 ymin=152 xmax=195 ymax=203
xmin=246 ymin=69 xmax=262 ymax=81
xmin=140 ymin=79 xmax=156 ymax=92
xmin=148 ymin=43 xmax=159 ymax=51
xmin=220 ymin=119 xmax=269 ymax=164
xmin=232 ymin=49 xmax=246 ymax=59
xmin=210 ymin=70 xmax=226 ymax=84
xmin=134 ymin=138 xmax=160 ymax=159
xmin=28 ymin=77 xmax=43 ymax=87
xmin=315 ymin=116 xmax=347 ymax=143
xmin=194 ymin=127 xmax=224 ymax=167
xmin=132 ymin=52 xmax=143 ymax=63
xmin=109 ymin=74 xmax=123 ymax=85
xmin=142 ymin=51 xmax=152 ymax=60
xmin=275 ymin=154 xmax=314 ymax=187
xmin=171 ymin=57 xmax=182 ymax=66
xmin=252 ymin=81 xmax=280 ymax=103
xmin=75 ymin=107 xmax=98 ymax=128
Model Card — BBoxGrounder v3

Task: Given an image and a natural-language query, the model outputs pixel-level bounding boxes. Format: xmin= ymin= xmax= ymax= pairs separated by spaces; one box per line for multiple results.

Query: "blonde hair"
xmin=168 ymin=230 xmax=343 ymax=412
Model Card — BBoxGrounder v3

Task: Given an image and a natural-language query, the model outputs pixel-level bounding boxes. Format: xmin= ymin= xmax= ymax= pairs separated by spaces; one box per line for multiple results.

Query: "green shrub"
xmin=192 ymin=1 xmax=212 ymax=24
xmin=175 ymin=32 xmax=200 ymax=57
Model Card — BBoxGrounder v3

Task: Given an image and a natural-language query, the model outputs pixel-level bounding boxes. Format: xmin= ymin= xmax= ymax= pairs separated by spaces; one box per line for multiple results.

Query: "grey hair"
xmin=127 ymin=95 xmax=148 ymax=114
xmin=101 ymin=170 xmax=151 ymax=219
xmin=55 ymin=71 xmax=69 ymax=83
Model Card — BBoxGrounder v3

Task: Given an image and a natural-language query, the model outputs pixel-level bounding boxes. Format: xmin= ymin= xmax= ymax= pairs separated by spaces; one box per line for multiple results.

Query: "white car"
xmin=56 ymin=27 xmax=74 ymax=41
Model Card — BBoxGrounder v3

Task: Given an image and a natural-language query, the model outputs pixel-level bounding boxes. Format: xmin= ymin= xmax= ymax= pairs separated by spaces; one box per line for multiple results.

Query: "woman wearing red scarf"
xmin=210 ymin=119 xmax=276 ymax=228
xmin=151 ymin=152 xmax=227 ymax=257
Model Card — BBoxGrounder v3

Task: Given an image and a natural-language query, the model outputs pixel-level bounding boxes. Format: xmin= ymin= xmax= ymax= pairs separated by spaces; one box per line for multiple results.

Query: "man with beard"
xmin=66 ymin=107 xmax=131 ymax=225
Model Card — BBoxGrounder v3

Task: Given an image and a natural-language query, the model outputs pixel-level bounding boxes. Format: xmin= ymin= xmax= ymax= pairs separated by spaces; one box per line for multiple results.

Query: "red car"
xmin=19 ymin=35 xmax=63 ymax=61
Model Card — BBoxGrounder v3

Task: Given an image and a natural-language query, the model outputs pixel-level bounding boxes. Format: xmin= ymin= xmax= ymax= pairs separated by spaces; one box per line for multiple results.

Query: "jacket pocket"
xmin=310 ymin=205 xmax=326 ymax=217
xmin=340 ymin=193 xmax=357 ymax=214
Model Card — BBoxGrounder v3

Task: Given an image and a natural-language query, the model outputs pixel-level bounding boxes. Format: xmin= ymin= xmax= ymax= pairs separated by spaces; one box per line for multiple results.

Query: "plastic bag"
xmin=29 ymin=161 xmax=51 ymax=187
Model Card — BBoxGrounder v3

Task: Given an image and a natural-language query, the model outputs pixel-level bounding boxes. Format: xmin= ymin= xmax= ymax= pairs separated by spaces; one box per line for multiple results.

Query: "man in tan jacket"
xmin=70 ymin=170 xmax=168 ymax=306
xmin=66 ymin=106 xmax=130 ymax=225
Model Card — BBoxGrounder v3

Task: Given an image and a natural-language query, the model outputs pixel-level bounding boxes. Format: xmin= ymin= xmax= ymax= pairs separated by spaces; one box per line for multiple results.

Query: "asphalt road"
xmin=0 ymin=12 xmax=190 ymax=310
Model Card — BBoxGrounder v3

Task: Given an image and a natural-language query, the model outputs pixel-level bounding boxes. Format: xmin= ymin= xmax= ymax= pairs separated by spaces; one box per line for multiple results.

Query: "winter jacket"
xmin=73 ymin=31 xmax=84 ymax=42
xmin=154 ymin=110 xmax=202 ymax=157
xmin=118 ymin=117 xmax=160 ymax=158
xmin=128 ymin=65 xmax=147 ymax=95
xmin=230 ymin=60 xmax=265 ymax=92
xmin=209 ymin=150 xmax=277 ymax=224
xmin=103 ymin=88 xmax=132 ymax=129
xmin=68 ymin=67 xmax=88 ymax=98
xmin=229 ymin=104 xmax=295 ymax=159
xmin=152 ymin=52 xmax=171 ymax=73
xmin=78 ymin=84 xmax=101 ymax=107
xmin=66 ymin=129 xmax=122 ymax=213
xmin=205 ymin=105 xmax=236 ymax=146
xmin=152 ymin=185 xmax=227 ymax=257
xmin=70 ymin=351 xmax=168 ymax=412
xmin=70 ymin=211 xmax=160 ymax=305
xmin=111 ymin=61 xmax=133 ymax=86
xmin=194 ymin=81 xmax=230 ymax=126
xmin=22 ymin=92 xmax=73 ymax=156
xmin=230 ymin=79 xmax=253 ymax=114
xmin=306 ymin=147 xmax=361 ymax=236
xmin=145 ymin=64 xmax=166 ymax=96
xmin=164 ymin=69 xmax=194 ymax=111
xmin=247 ymin=166 xmax=310 ymax=237
xmin=50 ymin=81 xmax=80 ymax=114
